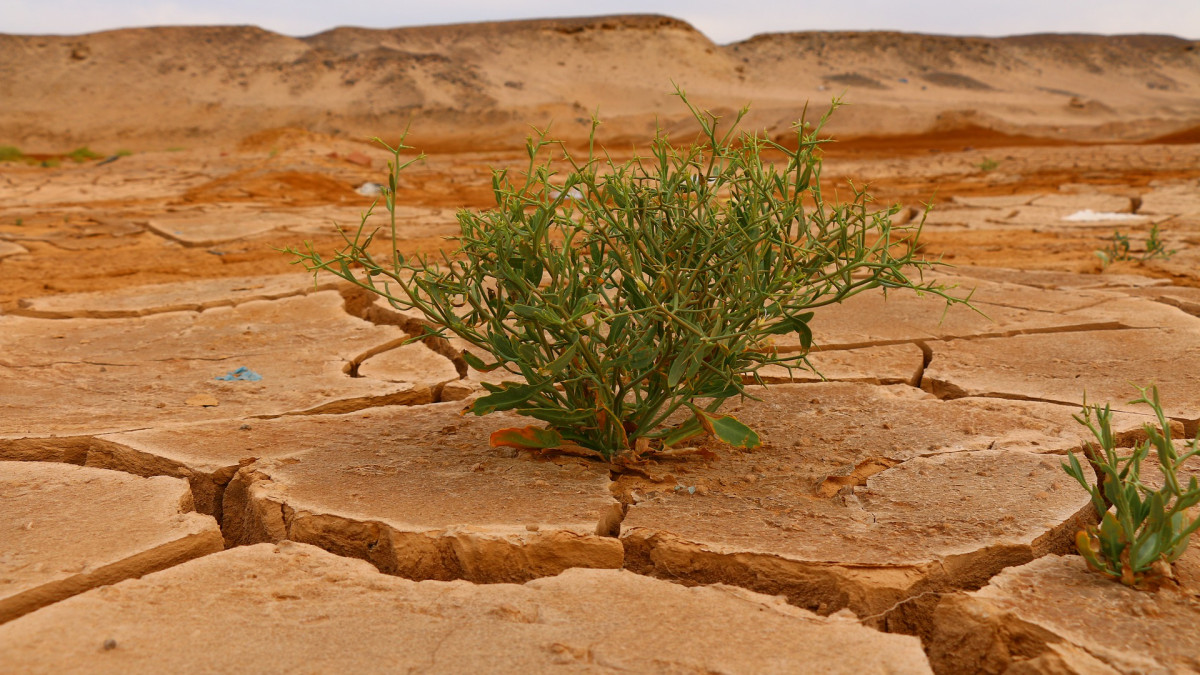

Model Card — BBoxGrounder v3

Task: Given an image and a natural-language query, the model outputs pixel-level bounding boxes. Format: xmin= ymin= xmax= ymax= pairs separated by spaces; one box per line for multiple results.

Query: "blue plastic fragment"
xmin=215 ymin=367 xmax=263 ymax=382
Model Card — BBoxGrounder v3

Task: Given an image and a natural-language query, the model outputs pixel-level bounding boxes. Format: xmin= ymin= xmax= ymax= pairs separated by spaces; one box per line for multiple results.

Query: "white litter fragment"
xmin=549 ymin=187 xmax=584 ymax=200
xmin=355 ymin=182 xmax=383 ymax=197
xmin=1062 ymin=209 xmax=1147 ymax=222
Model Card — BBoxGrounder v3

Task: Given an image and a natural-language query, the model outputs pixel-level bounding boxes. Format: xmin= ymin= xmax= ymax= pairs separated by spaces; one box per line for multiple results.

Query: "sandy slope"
xmin=2 ymin=14 xmax=1198 ymax=153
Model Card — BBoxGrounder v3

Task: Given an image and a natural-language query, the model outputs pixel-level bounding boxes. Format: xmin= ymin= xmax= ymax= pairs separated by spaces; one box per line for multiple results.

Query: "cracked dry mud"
xmin=4 ymin=117 xmax=1200 ymax=675
xmin=0 ymin=543 xmax=934 ymax=674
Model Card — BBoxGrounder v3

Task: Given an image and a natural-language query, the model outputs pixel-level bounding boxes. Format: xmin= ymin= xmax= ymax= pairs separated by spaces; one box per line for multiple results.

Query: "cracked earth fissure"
xmin=220 ymin=466 xmax=628 ymax=583
xmin=6 ymin=280 xmax=339 ymax=319
xmin=2 ymin=402 xmax=1108 ymax=657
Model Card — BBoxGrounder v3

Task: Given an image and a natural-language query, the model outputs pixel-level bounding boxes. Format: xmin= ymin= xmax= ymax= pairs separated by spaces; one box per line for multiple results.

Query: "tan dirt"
xmin=2 ymin=16 xmax=1200 ymax=674
xmin=0 ymin=461 xmax=222 ymax=624
xmin=0 ymin=542 xmax=935 ymax=674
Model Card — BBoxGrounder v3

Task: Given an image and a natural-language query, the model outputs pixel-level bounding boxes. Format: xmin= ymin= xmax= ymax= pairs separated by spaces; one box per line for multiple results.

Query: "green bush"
xmin=66 ymin=146 xmax=103 ymax=162
xmin=291 ymin=90 xmax=964 ymax=459
xmin=0 ymin=146 xmax=24 ymax=162
xmin=1064 ymin=385 xmax=1200 ymax=586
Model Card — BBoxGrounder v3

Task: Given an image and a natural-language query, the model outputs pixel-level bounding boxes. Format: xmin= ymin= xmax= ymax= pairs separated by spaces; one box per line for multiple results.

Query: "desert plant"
xmin=1142 ymin=223 xmax=1175 ymax=261
xmin=1064 ymin=385 xmax=1200 ymax=586
xmin=0 ymin=145 xmax=24 ymax=162
xmin=66 ymin=147 xmax=102 ymax=162
xmin=290 ymin=90 xmax=964 ymax=459
xmin=977 ymin=157 xmax=999 ymax=172
xmin=1096 ymin=224 xmax=1174 ymax=267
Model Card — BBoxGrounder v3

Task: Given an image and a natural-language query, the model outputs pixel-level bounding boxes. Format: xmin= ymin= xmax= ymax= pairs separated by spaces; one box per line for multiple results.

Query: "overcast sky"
xmin=4 ymin=1 xmax=1198 ymax=43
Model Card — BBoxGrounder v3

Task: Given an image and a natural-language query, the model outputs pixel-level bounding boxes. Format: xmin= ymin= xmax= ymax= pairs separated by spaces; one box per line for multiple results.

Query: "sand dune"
xmin=1 ymin=14 xmax=1198 ymax=152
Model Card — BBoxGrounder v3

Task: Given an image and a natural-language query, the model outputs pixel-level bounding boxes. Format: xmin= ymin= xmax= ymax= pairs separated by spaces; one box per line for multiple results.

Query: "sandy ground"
xmin=2 ymin=16 xmax=1200 ymax=674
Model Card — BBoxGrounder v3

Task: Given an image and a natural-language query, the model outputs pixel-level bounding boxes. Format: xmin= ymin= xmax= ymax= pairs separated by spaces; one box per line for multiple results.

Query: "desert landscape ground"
xmin=1 ymin=14 xmax=1200 ymax=674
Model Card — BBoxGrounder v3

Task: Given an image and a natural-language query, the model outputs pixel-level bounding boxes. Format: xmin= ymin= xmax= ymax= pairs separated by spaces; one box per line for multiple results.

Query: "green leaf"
xmin=763 ymin=313 xmax=813 ymax=350
xmin=513 ymin=303 xmax=561 ymax=327
xmin=694 ymin=409 xmax=761 ymax=448
xmin=488 ymin=334 xmax=521 ymax=361
xmin=526 ymin=407 xmax=597 ymax=427
xmin=654 ymin=417 xmax=706 ymax=448
xmin=762 ymin=312 xmax=814 ymax=336
xmin=1132 ymin=528 xmax=1162 ymax=571
xmin=461 ymin=349 xmax=502 ymax=373
xmin=610 ymin=313 xmax=630 ymax=337
xmin=1075 ymin=531 xmax=1113 ymax=577
xmin=695 ymin=375 xmax=742 ymax=399
xmin=464 ymin=381 xmax=550 ymax=416
xmin=1098 ymin=511 xmax=1125 ymax=566
xmin=540 ymin=343 xmax=578 ymax=377
xmin=523 ymin=259 xmax=544 ymax=286
xmin=667 ymin=351 xmax=696 ymax=388
xmin=628 ymin=345 xmax=656 ymax=371
xmin=490 ymin=425 xmax=564 ymax=450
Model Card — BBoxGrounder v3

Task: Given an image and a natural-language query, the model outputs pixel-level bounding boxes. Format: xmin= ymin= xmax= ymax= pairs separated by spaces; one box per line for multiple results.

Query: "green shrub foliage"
xmin=291 ymin=90 xmax=962 ymax=459
xmin=1065 ymin=385 xmax=1200 ymax=586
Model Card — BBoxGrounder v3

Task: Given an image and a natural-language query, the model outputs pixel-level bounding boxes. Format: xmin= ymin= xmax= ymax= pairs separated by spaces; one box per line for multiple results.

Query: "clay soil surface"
xmin=2 ymin=16 xmax=1200 ymax=674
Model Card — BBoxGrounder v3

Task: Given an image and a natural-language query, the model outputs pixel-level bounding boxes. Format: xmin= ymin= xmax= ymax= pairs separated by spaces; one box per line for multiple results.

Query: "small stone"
xmin=102 ymin=638 xmax=116 ymax=651
xmin=343 ymin=151 xmax=372 ymax=167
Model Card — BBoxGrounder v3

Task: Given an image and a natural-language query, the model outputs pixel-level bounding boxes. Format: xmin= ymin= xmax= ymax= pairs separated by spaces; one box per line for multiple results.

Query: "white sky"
xmin=3 ymin=1 xmax=1198 ymax=43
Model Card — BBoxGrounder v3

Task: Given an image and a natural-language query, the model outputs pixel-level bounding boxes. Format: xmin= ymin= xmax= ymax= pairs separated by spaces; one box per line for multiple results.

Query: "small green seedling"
xmin=977 ymin=157 xmax=999 ymax=172
xmin=66 ymin=147 xmax=102 ymax=162
xmin=1064 ymin=385 xmax=1200 ymax=587
xmin=1096 ymin=230 xmax=1131 ymax=266
xmin=1143 ymin=223 xmax=1175 ymax=261
xmin=1096 ymin=224 xmax=1175 ymax=267
xmin=0 ymin=145 xmax=24 ymax=162
xmin=291 ymin=89 xmax=965 ymax=460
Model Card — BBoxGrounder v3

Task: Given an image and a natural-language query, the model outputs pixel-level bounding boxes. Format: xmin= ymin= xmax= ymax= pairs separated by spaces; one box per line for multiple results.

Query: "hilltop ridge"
xmin=2 ymin=14 xmax=1198 ymax=152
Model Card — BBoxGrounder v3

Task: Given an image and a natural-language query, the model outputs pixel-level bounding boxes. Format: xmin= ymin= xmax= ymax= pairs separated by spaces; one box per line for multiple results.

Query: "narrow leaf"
xmin=540 ymin=343 xmax=578 ymax=377
xmin=667 ymin=351 xmax=695 ymax=388
xmin=464 ymin=381 xmax=549 ymax=416
xmin=655 ymin=418 xmax=706 ymax=448
xmin=695 ymin=410 xmax=761 ymax=448
xmin=461 ymin=349 xmax=502 ymax=373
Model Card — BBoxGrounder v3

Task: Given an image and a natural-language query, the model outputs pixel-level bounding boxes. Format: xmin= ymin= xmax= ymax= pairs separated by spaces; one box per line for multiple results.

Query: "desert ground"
xmin=1 ymin=15 xmax=1200 ymax=674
